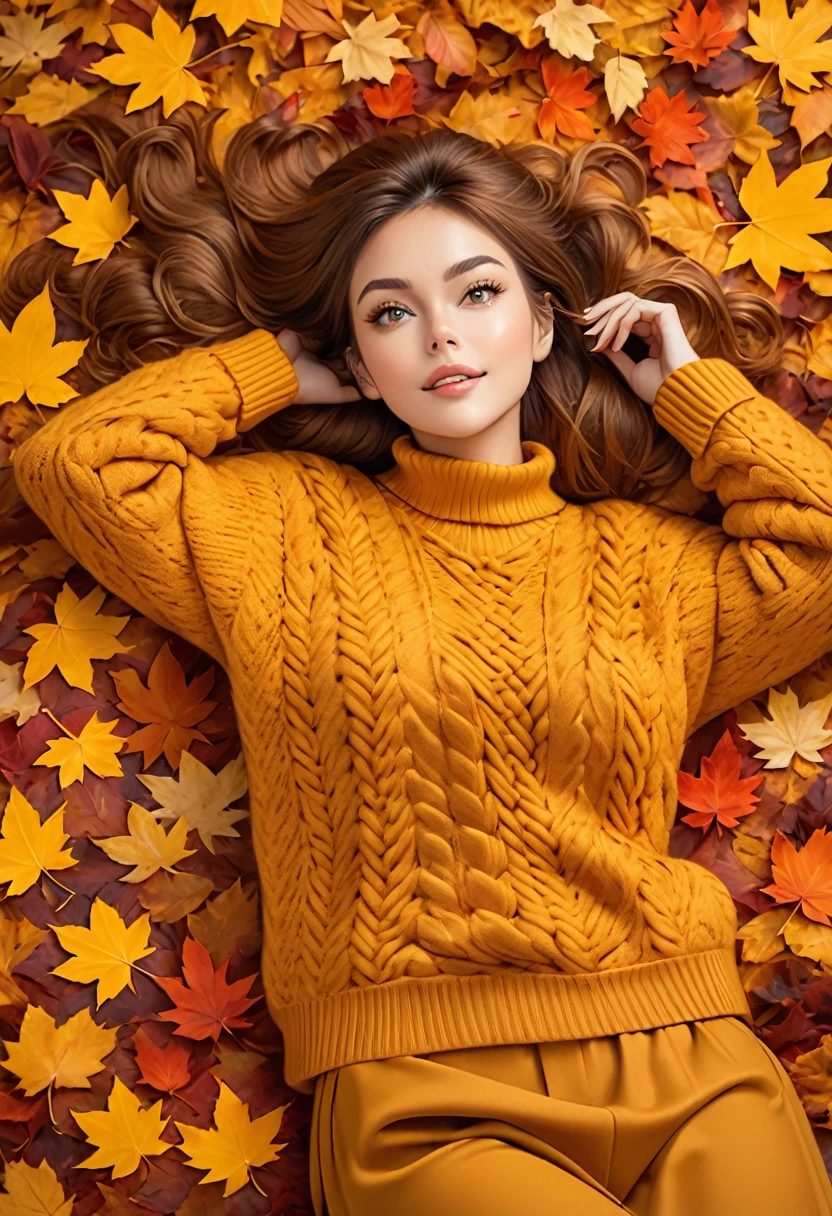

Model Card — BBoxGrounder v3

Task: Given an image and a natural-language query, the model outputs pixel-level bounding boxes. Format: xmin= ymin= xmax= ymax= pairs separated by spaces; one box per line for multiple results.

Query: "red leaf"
xmin=677 ymin=727 xmax=764 ymax=836
xmin=154 ymin=937 xmax=260 ymax=1041
xmin=133 ymin=1025 xmax=192 ymax=1093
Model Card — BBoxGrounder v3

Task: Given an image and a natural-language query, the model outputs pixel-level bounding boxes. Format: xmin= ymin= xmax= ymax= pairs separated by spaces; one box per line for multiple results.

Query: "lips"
xmin=422 ymin=364 xmax=485 ymax=390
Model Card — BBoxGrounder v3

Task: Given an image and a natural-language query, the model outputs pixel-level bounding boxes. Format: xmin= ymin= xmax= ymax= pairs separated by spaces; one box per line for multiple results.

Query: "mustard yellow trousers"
xmin=310 ymin=1015 xmax=832 ymax=1216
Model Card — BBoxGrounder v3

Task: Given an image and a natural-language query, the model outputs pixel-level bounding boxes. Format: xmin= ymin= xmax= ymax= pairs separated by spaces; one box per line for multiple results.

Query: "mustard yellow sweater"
xmin=13 ymin=328 xmax=832 ymax=1094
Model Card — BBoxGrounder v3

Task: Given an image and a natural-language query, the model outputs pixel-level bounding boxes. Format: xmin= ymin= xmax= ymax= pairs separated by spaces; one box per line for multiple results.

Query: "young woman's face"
xmin=345 ymin=206 xmax=554 ymax=451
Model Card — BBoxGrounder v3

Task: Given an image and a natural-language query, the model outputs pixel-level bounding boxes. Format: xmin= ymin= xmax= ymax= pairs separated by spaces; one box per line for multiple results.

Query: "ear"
xmin=532 ymin=291 xmax=555 ymax=363
xmin=345 ymin=345 xmax=382 ymax=400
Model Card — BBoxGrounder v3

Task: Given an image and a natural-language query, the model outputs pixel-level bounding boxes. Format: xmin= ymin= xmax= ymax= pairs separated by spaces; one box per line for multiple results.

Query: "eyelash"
xmin=366 ymin=278 xmax=505 ymax=327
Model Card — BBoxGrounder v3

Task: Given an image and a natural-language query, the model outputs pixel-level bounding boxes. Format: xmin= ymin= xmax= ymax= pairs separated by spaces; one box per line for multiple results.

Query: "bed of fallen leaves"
xmin=0 ymin=0 xmax=831 ymax=1210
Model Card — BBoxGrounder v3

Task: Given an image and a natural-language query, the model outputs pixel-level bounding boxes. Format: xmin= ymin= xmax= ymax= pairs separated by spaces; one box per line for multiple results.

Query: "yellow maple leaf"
xmin=34 ymin=708 xmax=126 ymax=788
xmin=736 ymin=904 xmax=793 ymax=963
xmin=48 ymin=179 xmax=138 ymax=266
xmin=325 ymin=11 xmax=411 ymax=84
xmin=0 ymin=656 xmax=41 ymax=727
xmin=190 ymin=0 xmax=283 ymax=38
xmin=0 ymin=785 xmax=77 ymax=896
xmin=174 ymin=1080 xmax=289 ymax=1197
xmin=0 ymin=1158 xmax=74 ymax=1216
xmin=704 ymin=86 xmax=782 ymax=166
xmin=0 ymin=11 xmax=66 ymax=76
xmin=88 ymin=5 xmax=207 ymax=119
xmin=640 ymin=189 xmax=729 ymax=277
xmin=93 ymin=802 xmax=197 ymax=883
xmin=786 ymin=1035 xmax=832 ymax=1121
xmin=49 ymin=897 xmax=156 ymax=1007
xmin=46 ymin=0 xmax=112 ymax=48
xmin=532 ymin=0 xmax=615 ymax=62
xmin=722 ymin=151 xmax=832 ymax=291
xmin=441 ymin=87 xmax=523 ymax=148
xmin=0 ymin=189 xmax=56 ymax=283
xmin=72 ymin=1074 xmax=172 ymax=1177
xmin=0 ymin=905 xmax=47 ymax=1007
xmin=22 ymin=582 xmax=132 ymax=693
xmin=744 ymin=0 xmax=832 ymax=107
xmin=737 ymin=685 xmax=832 ymax=769
xmin=604 ymin=53 xmax=647 ymax=124
xmin=138 ymin=749 xmax=249 ymax=854
xmin=2 ymin=1003 xmax=117 ymax=1096
xmin=267 ymin=61 xmax=364 ymax=123
xmin=456 ymin=0 xmax=549 ymax=50
xmin=0 ymin=282 xmax=88 ymax=409
xmin=5 ymin=72 xmax=98 ymax=127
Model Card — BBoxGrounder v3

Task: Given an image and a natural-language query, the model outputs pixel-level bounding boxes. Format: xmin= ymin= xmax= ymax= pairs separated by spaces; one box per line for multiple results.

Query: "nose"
xmin=427 ymin=315 xmax=462 ymax=351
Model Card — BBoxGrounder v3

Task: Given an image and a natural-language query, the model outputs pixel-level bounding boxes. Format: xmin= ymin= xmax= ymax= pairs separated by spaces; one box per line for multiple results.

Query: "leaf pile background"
xmin=0 ymin=0 xmax=832 ymax=1209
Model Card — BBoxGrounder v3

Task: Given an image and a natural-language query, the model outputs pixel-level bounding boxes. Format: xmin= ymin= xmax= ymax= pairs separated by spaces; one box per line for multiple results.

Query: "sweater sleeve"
xmin=652 ymin=356 xmax=832 ymax=732
xmin=11 ymin=328 xmax=299 ymax=668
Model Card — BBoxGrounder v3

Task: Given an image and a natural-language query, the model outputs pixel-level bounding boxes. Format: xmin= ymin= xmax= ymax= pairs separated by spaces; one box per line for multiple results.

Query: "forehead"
xmin=350 ymin=207 xmax=508 ymax=287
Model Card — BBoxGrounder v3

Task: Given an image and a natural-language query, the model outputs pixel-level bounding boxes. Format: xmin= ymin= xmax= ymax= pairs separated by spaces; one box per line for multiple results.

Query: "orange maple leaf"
xmin=663 ymin=0 xmax=736 ymax=69
xmin=133 ymin=1026 xmax=191 ymax=1096
xmin=628 ymin=86 xmax=709 ymax=167
xmin=538 ymin=56 xmax=597 ymax=142
xmin=677 ymin=728 xmax=764 ymax=836
xmin=154 ymin=935 xmax=260 ymax=1041
xmin=363 ymin=69 xmax=416 ymax=123
xmin=110 ymin=640 xmax=218 ymax=770
xmin=761 ymin=827 xmax=832 ymax=926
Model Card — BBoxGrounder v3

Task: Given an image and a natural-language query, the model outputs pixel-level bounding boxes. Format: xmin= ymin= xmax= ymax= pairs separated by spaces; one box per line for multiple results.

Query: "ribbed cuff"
xmin=211 ymin=328 xmax=299 ymax=432
xmin=653 ymin=357 xmax=758 ymax=458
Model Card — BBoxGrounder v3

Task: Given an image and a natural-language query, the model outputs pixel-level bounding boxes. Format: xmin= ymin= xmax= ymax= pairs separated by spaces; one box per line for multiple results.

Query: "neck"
xmin=409 ymin=400 xmax=524 ymax=465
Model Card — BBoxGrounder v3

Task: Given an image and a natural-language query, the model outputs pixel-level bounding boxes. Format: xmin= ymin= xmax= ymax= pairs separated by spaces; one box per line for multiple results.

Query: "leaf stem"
xmin=42 ymin=707 xmax=77 ymax=740
xmin=249 ymin=1168 xmax=267 ymax=1197
xmin=187 ymin=39 xmax=250 ymax=69
xmin=752 ymin=62 xmax=776 ymax=101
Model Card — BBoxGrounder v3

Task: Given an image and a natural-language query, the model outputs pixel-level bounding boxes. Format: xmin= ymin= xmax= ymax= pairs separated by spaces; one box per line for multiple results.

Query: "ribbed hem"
xmin=276 ymin=946 xmax=752 ymax=1094
xmin=653 ymin=357 xmax=758 ymax=458
xmin=210 ymin=328 xmax=299 ymax=431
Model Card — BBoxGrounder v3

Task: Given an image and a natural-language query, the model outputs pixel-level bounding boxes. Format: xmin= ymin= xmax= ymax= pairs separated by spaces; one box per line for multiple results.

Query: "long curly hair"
xmin=2 ymin=104 xmax=785 ymax=501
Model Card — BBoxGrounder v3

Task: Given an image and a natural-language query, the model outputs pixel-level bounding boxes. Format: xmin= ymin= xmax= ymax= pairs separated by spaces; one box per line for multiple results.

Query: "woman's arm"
xmin=653 ymin=356 xmax=832 ymax=731
xmin=12 ymin=328 xmax=299 ymax=667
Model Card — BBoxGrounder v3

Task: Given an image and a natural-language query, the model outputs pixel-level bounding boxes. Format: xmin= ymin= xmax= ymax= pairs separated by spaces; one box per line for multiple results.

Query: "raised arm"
xmin=653 ymin=357 xmax=832 ymax=732
xmin=12 ymin=328 xmax=299 ymax=668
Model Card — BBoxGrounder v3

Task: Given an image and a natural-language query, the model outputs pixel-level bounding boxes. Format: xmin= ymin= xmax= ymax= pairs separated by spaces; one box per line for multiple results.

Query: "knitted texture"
xmin=14 ymin=328 xmax=832 ymax=1093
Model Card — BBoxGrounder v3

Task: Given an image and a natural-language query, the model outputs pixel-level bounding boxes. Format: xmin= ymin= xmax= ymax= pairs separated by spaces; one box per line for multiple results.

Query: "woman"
xmin=10 ymin=116 xmax=832 ymax=1214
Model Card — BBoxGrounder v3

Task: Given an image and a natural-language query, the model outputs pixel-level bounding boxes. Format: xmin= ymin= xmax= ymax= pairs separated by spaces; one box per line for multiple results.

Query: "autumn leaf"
xmin=137 ymin=749 xmax=249 ymax=854
xmin=442 ymin=87 xmax=522 ymax=147
xmin=662 ymin=0 xmax=735 ymax=69
xmin=786 ymin=1034 xmax=832 ymax=1122
xmin=604 ymin=53 xmax=647 ymax=124
xmin=736 ymin=904 xmax=794 ymax=963
xmin=676 ymin=728 xmax=763 ymax=835
xmin=0 ymin=12 xmax=66 ymax=76
xmin=0 ymin=656 xmax=41 ymax=728
xmin=325 ymin=12 xmax=411 ymax=85
xmin=189 ymin=0 xmax=283 ymax=38
xmin=640 ymin=189 xmax=729 ymax=277
xmin=47 ymin=179 xmax=138 ymax=266
xmin=737 ymin=684 xmax=832 ymax=768
xmin=538 ymin=56 xmax=597 ymax=142
xmin=416 ymin=0 xmax=477 ymax=77
xmin=21 ymin=581 xmax=132 ymax=692
xmin=87 ymin=6 xmax=207 ymax=119
xmin=760 ymin=827 xmax=832 ymax=926
xmin=109 ymin=640 xmax=217 ymax=771
xmin=0 ymin=1157 xmax=73 ymax=1216
xmin=783 ymin=907 xmax=832 ymax=966
xmin=46 ymin=0 xmax=112 ymax=48
xmin=133 ymin=1026 xmax=191 ymax=1096
xmin=188 ymin=878 xmax=261 ymax=968
xmin=703 ymin=85 xmax=782 ymax=166
xmin=173 ymin=1080 xmax=288 ymax=1197
xmin=720 ymin=152 xmax=832 ymax=292
xmin=0 ymin=282 xmax=88 ymax=409
xmin=137 ymin=870 xmax=215 ymax=924
xmin=2 ymin=1004 xmax=117 ymax=1096
xmin=0 ymin=189 xmax=55 ymax=283
xmin=49 ymin=897 xmax=156 ymax=1007
xmin=532 ymin=0 xmax=615 ymax=62
xmin=154 ymin=935 xmax=260 ymax=1041
xmin=72 ymin=1074 xmax=172 ymax=1177
xmin=33 ymin=708 xmax=126 ymax=788
xmin=5 ymin=73 xmax=99 ymax=127
xmin=0 ymin=785 xmax=77 ymax=896
xmin=363 ymin=70 xmax=417 ymax=122
xmin=743 ymin=0 xmax=832 ymax=106
xmin=93 ymin=802 xmax=196 ymax=883
xmin=0 ymin=905 xmax=48 ymax=1007
xmin=628 ymin=85 xmax=709 ymax=168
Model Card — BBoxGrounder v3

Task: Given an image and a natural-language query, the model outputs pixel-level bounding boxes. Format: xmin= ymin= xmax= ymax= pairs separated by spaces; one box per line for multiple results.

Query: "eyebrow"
xmin=356 ymin=255 xmax=507 ymax=305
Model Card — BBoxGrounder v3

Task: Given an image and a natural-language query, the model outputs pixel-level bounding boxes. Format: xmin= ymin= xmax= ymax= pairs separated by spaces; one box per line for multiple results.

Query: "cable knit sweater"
xmin=13 ymin=327 xmax=832 ymax=1094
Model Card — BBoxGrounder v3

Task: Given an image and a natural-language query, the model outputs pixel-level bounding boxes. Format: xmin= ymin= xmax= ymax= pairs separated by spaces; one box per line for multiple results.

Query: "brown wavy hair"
xmin=2 ymin=103 xmax=785 ymax=501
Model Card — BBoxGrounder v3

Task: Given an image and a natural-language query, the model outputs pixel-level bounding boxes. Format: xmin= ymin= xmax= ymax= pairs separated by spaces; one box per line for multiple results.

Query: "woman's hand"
xmin=580 ymin=292 xmax=700 ymax=406
xmin=276 ymin=328 xmax=362 ymax=406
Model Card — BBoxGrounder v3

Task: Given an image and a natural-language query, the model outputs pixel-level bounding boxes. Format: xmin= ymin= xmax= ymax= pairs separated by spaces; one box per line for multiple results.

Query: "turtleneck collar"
xmin=375 ymin=434 xmax=566 ymax=524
